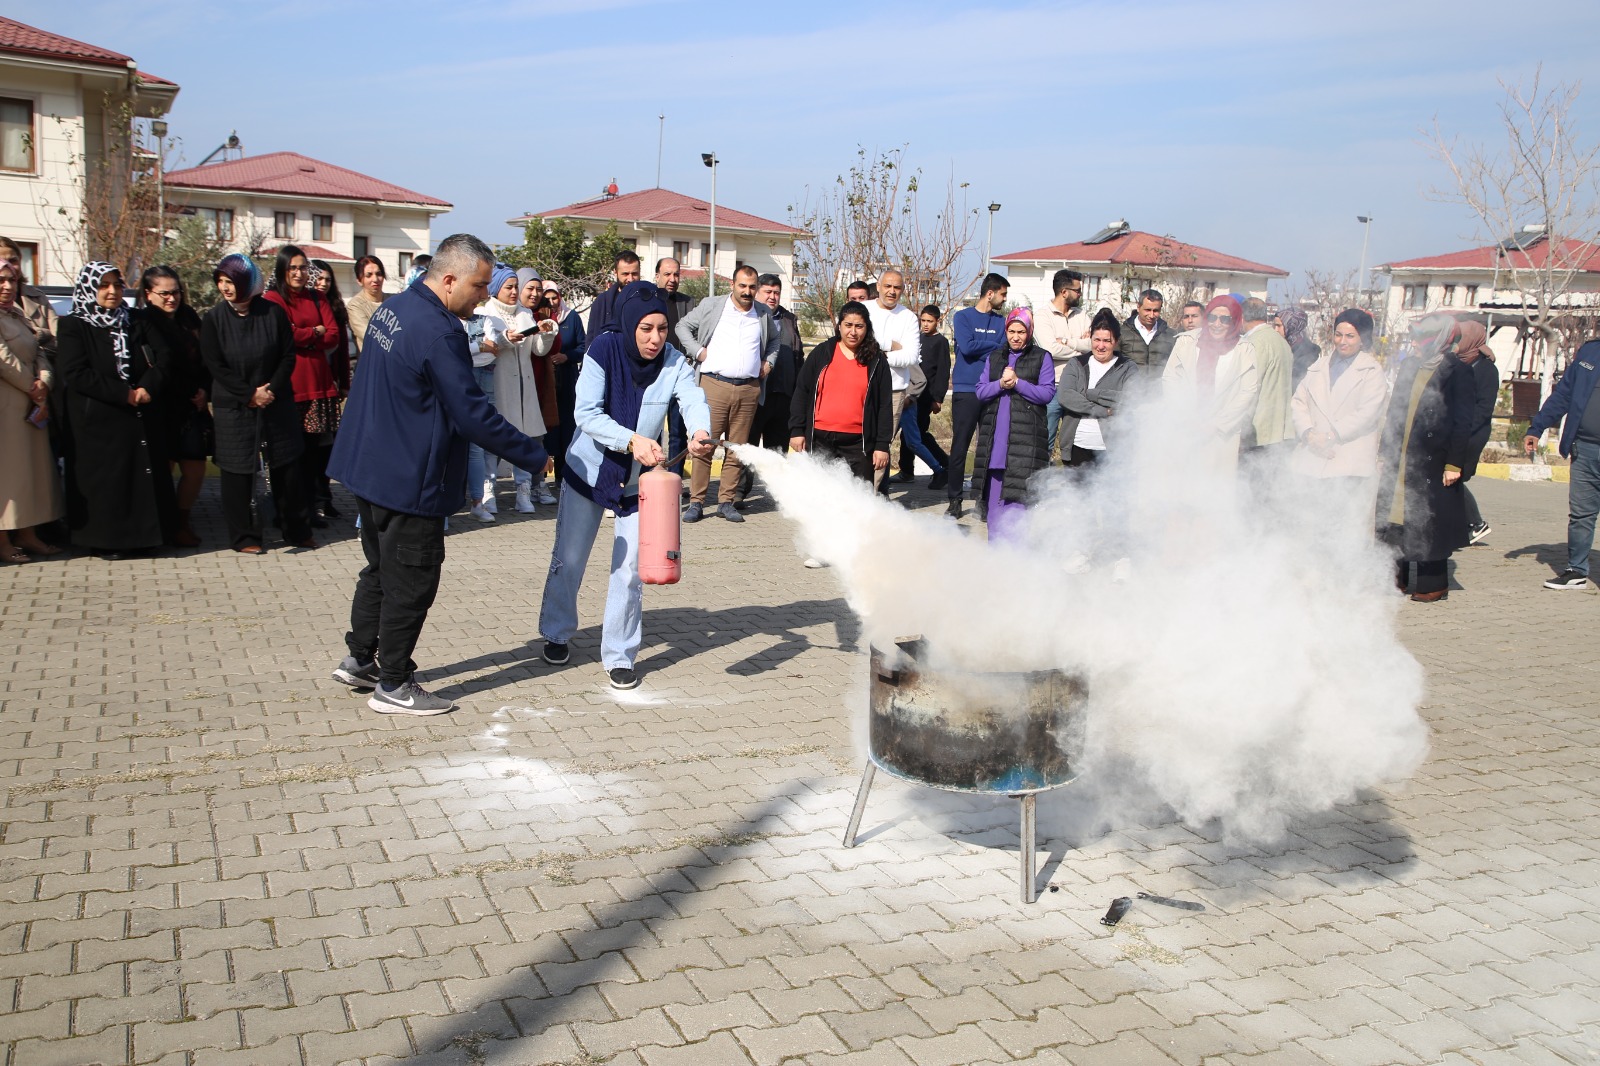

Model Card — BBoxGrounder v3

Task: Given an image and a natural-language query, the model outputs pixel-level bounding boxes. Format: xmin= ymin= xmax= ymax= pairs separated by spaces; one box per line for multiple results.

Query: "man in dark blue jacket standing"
xmin=1525 ymin=339 xmax=1600 ymax=591
xmin=328 ymin=234 xmax=549 ymax=714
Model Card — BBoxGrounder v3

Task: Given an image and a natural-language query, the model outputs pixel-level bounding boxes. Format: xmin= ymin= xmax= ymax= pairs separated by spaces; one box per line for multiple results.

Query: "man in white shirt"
xmin=675 ymin=265 xmax=780 ymax=522
xmin=865 ymin=268 xmax=922 ymax=495
xmin=1031 ymin=269 xmax=1092 ymax=458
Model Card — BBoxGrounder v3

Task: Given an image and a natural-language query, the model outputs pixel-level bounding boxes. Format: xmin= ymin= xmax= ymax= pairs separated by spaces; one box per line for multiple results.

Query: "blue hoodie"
xmin=1528 ymin=339 xmax=1600 ymax=458
xmin=328 ymin=280 xmax=548 ymax=517
xmin=951 ymin=306 xmax=1005 ymax=393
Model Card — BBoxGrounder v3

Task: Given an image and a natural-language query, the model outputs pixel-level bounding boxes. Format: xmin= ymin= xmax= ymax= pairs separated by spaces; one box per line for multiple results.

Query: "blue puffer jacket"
xmin=1528 ymin=340 xmax=1600 ymax=457
xmin=328 ymin=281 xmax=548 ymax=517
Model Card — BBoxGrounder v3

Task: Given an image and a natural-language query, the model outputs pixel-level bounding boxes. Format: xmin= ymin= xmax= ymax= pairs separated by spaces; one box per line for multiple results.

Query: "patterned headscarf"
xmin=1004 ymin=305 xmax=1034 ymax=348
xmin=1278 ymin=307 xmax=1309 ymax=348
xmin=73 ymin=262 xmax=132 ymax=381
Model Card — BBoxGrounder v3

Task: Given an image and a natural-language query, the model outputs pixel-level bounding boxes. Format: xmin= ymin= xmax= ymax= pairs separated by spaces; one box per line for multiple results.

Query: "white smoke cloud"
xmin=736 ymin=392 xmax=1429 ymax=845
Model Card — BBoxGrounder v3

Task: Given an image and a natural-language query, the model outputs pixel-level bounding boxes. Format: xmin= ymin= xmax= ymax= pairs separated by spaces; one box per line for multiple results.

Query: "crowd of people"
xmin=4 ymin=233 xmax=1597 ymax=712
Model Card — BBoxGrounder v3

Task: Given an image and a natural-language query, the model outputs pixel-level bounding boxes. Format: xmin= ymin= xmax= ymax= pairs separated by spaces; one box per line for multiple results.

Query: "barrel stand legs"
xmin=843 ymin=762 xmax=876 ymax=847
xmin=1018 ymin=792 xmax=1038 ymax=904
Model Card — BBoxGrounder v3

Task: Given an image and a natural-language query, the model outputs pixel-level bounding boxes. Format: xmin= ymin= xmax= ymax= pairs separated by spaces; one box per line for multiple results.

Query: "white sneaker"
xmin=470 ymin=503 xmax=495 ymax=523
xmin=1064 ymin=552 xmax=1091 ymax=575
xmin=537 ymin=484 xmax=558 ymax=505
xmin=481 ymin=479 xmax=498 ymax=514
xmin=515 ymin=485 xmax=536 ymax=514
xmin=804 ymin=557 xmax=828 ymax=569
xmin=1111 ymin=558 xmax=1132 ymax=583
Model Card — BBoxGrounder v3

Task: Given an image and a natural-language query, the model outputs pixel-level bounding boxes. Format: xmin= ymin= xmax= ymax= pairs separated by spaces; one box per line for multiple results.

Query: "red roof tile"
xmin=1381 ymin=237 xmax=1600 ymax=273
xmin=258 ymin=243 xmax=353 ymax=263
xmin=994 ymin=230 xmax=1287 ymax=277
xmin=0 ymin=16 xmax=132 ymax=68
xmin=165 ymin=151 xmax=450 ymax=209
xmin=513 ymin=187 xmax=803 ymax=236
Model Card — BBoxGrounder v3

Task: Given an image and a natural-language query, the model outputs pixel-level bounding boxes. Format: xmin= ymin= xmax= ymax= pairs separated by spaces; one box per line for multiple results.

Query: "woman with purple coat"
xmin=971 ymin=306 xmax=1056 ymax=542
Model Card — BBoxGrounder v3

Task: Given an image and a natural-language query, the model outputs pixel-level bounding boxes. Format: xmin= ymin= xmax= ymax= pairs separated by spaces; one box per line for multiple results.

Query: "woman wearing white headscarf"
xmin=55 ymin=262 xmax=176 ymax=557
xmin=478 ymin=263 xmax=553 ymax=513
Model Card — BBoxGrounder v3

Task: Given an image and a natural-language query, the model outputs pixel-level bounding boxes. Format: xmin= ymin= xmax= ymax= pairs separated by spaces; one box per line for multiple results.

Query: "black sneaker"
xmin=718 ymin=503 xmax=745 ymax=523
xmin=945 ymin=498 xmax=964 ymax=520
xmin=332 ymin=655 xmax=380 ymax=690
xmin=928 ymin=470 xmax=949 ymax=491
xmin=682 ymin=502 xmax=704 ymax=523
xmin=542 ymin=641 xmax=570 ymax=665
xmin=367 ymin=680 xmax=456 ymax=716
xmin=1544 ymin=569 xmax=1590 ymax=590
xmin=1468 ymin=522 xmax=1491 ymax=544
xmin=607 ymin=667 xmax=639 ymax=690
xmin=891 ymin=470 xmax=914 ymax=484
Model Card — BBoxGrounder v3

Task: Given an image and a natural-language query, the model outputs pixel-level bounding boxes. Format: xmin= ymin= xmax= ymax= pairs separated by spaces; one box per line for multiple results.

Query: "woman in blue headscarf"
xmin=55 ymin=262 xmax=177 ymax=557
xmin=538 ymin=280 xmax=713 ymax=690
xmin=200 ymin=253 xmax=312 ymax=554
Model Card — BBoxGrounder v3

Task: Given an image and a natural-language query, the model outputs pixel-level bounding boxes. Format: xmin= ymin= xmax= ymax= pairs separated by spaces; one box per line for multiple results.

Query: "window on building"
xmin=621 ymin=237 xmax=637 ymax=250
xmin=700 ymin=243 xmax=711 ymax=268
xmin=1465 ymin=284 xmax=1479 ymax=306
xmin=1083 ymin=276 xmax=1102 ymax=301
xmin=1403 ymin=284 xmax=1427 ymax=310
xmin=672 ymin=240 xmax=689 ymax=264
xmin=194 ymin=207 xmax=233 ymax=243
xmin=353 ymin=235 xmax=369 ymax=260
xmin=1201 ymin=281 xmax=1216 ymax=301
xmin=0 ymin=97 xmax=34 ymax=172
xmin=274 ymin=211 xmax=295 ymax=239
xmin=312 ymin=214 xmax=333 ymax=242
xmin=1442 ymin=284 xmax=1456 ymax=307
xmin=12 ymin=241 xmax=39 ymax=284
xmin=398 ymin=252 xmax=414 ymax=276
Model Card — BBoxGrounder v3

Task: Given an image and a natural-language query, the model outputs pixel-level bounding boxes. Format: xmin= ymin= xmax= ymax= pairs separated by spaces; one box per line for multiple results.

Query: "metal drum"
xmin=844 ymin=637 xmax=1087 ymax=902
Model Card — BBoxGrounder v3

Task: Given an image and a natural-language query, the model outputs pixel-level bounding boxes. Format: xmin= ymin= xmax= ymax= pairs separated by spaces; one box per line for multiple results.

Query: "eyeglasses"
xmin=1207 ymin=313 xmax=1234 ymax=323
xmin=148 ymin=289 xmax=180 ymax=299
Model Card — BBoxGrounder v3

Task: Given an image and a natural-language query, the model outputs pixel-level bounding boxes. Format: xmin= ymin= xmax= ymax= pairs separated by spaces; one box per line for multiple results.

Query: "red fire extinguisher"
xmin=638 ymin=460 xmax=683 ymax=585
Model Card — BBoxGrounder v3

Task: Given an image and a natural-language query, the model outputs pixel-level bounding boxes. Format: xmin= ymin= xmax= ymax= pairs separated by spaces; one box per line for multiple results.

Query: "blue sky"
xmin=18 ymin=0 xmax=1600 ymax=293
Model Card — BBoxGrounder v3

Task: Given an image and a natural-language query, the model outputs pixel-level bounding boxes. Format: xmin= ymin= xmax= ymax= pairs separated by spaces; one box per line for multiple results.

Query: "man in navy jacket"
xmin=1525 ymin=339 xmax=1600 ymax=590
xmin=328 ymin=233 xmax=549 ymax=715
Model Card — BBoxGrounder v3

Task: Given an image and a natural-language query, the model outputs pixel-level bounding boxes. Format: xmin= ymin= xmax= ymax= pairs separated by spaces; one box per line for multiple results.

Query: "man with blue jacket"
xmin=328 ymin=234 xmax=550 ymax=714
xmin=946 ymin=272 xmax=1009 ymax=518
xmin=1525 ymin=339 xmax=1600 ymax=590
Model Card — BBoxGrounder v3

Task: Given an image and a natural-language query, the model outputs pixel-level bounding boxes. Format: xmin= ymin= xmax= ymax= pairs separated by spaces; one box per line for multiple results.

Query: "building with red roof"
xmin=509 ymin=185 xmax=805 ymax=292
xmin=0 ymin=16 xmax=178 ymax=284
xmin=993 ymin=221 xmax=1287 ymax=315
xmin=163 ymin=150 xmax=452 ymax=293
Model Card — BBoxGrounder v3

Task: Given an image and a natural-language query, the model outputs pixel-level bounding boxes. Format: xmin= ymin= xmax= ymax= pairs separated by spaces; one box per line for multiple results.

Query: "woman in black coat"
xmin=136 ymin=265 xmax=210 ymax=548
xmin=200 ymin=254 xmax=310 ymax=554
xmin=1374 ymin=313 xmax=1478 ymax=602
xmin=54 ymin=262 xmax=176 ymax=558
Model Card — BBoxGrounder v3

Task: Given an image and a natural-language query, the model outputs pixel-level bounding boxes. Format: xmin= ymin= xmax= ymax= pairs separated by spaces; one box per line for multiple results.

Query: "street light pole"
xmin=984 ymin=202 xmax=1001 ymax=279
xmin=1356 ymin=215 xmax=1373 ymax=308
xmin=151 ymin=119 xmax=168 ymax=247
xmin=702 ymin=152 xmax=718 ymax=298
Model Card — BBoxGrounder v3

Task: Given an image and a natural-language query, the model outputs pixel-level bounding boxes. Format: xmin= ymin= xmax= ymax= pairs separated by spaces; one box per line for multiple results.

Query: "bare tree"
xmin=1425 ymin=67 xmax=1600 ymax=406
xmin=1283 ymin=268 xmax=1370 ymax=349
xmin=787 ymin=145 xmax=979 ymax=322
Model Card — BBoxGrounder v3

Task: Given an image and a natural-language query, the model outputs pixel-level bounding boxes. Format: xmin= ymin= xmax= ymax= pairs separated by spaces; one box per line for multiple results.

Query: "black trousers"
xmin=1398 ymin=559 xmax=1449 ymax=595
xmin=305 ymin=437 xmax=334 ymax=508
xmin=1464 ymin=485 xmax=1483 ymax=528
xmin=666 ymin=399 xmax=688 ymax=475
xmin=220 ymin=464 xmax=309 ymax=549
xmin=813 ymin=430 xmax=874 ymax=483
xmin=946 ymin=393 xmax=981 ymax=500
xmin=751 ymin=393 xmax=792 ymax=452
xmin=346 ymin=498 xmax=447 ymax=688
xmin=898 ymin=393 xmax=949 ymax=475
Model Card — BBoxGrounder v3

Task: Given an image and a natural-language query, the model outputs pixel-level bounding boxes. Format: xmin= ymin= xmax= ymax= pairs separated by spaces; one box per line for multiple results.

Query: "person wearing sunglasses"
xmin=1162 ymin=294 xmax=1260 ymax=472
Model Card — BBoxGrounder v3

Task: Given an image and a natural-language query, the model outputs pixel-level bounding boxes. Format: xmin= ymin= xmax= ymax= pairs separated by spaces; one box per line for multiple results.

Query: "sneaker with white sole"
xmin=542 ymin=641 xmax=570 ymax=665
xmin=607 ymin=666 xmax=639 ymax=690
xmin=332 ymin=655 xmax=379 ymax=690
xmin=470 ymin=502 xmax=495 ymax=523
xmin=803 ymin=557 xmax=827 ymax=569
xmin=515 ymin=485 xmax=536 ymax=513
xmin=1468 ymin=522 xmax=1491 ymax=544
xmin=481 ymin=479 xmax=498 ymax=514
xmin=537 ymin=485 xmax=558 ymax=505
xmin=1544 ymin=569 xmax=1590 ymax=590
xmin=367 ymin=680 xmax=457 ymax=716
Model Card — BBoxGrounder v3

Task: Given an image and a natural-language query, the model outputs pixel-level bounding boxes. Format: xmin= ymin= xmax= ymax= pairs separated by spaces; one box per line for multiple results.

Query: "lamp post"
xmin=151 ymin=119 xmax=168 ymax=244
xmin=702 ymin=152 xmax=718 ymax=298
xmin=984 ymin=202 xmax=1001 ymax=279
xmin=1356 ymin=215 xmax=1373 ymax=308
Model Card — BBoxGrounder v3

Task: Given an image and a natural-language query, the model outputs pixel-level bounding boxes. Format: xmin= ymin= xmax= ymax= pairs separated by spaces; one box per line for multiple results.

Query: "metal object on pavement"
xmin=1101 ymin=896 xmax=1133 ymax=926
xmin=1138 ymin=892 xmax=1205 ymax=912
xmin=842 ymin=637 xmax=1086 ymax=903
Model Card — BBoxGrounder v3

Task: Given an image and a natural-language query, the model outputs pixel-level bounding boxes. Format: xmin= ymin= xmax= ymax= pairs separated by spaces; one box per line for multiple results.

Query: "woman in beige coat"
xmin=0 ymin=261 xmax=65 ymax=562
xmin=1290 ymin=308 xmax=1387 ymax=532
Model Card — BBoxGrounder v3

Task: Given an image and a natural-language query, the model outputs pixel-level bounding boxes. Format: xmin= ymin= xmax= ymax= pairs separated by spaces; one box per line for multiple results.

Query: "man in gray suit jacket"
xmin=674 ymin=264 xmax=781 ymax=522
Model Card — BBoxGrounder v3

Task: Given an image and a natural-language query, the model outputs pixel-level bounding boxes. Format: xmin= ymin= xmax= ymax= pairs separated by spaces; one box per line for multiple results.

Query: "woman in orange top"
xmin=789 ymin=301 xmax=893 ymax=483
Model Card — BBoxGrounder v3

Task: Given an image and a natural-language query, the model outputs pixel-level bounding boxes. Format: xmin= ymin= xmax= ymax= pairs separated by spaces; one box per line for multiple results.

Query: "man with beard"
xmin=1033 ymin=268 xmax=1092 ymax=458
xmin=736 ymin=273 xmax=805 ymax=505
xmin=587 ymin=250 xmax=642 ymax=336
xmin=656 ymin=257 xmax=694 ymax=476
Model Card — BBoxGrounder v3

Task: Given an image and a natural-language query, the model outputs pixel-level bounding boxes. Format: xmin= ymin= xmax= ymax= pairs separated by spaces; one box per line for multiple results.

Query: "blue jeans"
xmin=898 ymin=403 xmax=944 ymax=474
xmin=466 ymin=366 xmax=497 ymax=499
xmin=1045 ymin=396 xmax=1066 ymax=456
xmin=1567 ymin=439 xmax=1600 ymax=576
xmin=538 ymin=480 xmax=642 ymax=669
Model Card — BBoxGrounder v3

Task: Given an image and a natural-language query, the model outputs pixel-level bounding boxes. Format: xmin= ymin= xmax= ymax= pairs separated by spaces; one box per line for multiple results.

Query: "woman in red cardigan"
xmin=263 ymin=245 xmax=344 ymax=529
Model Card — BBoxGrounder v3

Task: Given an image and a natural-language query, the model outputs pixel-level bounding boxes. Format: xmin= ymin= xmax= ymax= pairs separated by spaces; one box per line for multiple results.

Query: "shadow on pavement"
xmin=1504 ymin=542 xmax=1568 ymax=571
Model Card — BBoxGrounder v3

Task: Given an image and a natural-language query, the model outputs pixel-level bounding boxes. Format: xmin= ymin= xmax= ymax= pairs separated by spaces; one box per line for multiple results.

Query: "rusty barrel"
xmin=868 ymin=638 xmax=1085 ymax=794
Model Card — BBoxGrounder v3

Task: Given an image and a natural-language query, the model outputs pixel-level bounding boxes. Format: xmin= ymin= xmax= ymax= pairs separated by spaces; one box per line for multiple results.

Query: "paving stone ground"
xmin=2 ymin=474 xmax=1597 ymax=1066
